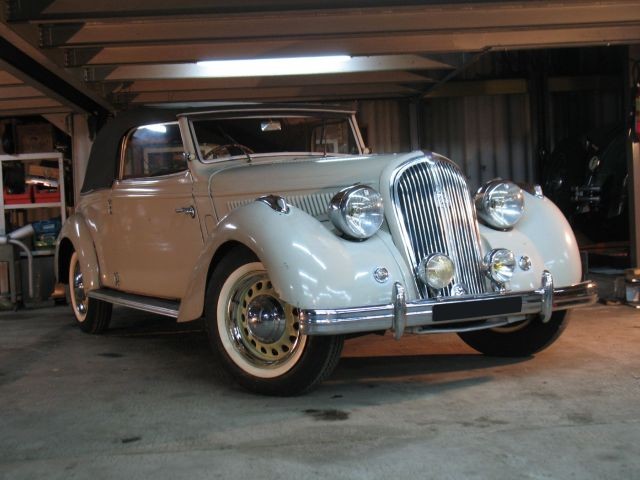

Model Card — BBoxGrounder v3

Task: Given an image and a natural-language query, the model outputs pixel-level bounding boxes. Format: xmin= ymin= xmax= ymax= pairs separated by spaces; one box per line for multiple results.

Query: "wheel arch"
xmin=56 ymin=237 xmax=75 ymax=285
xmin=204 ymin=241 xmax=257 ymax=290
xmin=55 ymin=213 xmax=102 ymax=292
xmin=177 ymin=201 xmax=412 ymax=323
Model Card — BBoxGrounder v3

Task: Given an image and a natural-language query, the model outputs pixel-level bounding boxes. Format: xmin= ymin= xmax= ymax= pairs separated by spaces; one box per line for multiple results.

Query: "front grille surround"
xmin=389 ymin=154 xmax=487 ymax=298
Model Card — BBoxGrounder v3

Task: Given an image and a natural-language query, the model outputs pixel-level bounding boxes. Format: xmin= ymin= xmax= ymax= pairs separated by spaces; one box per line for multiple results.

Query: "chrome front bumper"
xmin=299 ymin=271 xmax=598 ymax=338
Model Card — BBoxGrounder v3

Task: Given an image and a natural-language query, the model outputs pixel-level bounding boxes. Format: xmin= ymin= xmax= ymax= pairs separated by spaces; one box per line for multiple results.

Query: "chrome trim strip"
xmin=178 ymin=106 xmax=357 ymax=118
xmin=88 ymin=288 xmax=179 ymax=318
xmin=411 ymin=316 xmax=521 ymax=335
xmin=299 ymin=277 xmax=597 ymax=336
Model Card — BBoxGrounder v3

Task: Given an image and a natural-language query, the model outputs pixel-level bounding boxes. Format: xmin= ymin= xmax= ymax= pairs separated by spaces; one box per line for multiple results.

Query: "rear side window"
xmin=121 ymin=122 xmax=186 ymax=179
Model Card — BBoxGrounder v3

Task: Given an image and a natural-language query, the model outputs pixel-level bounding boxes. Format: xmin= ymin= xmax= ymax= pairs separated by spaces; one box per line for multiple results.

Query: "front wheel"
xmin=67 ymin=251 xmax=112 ymax=334
xmin=205 ymin=248 xmax=343 ymax=396
xmin=457 ymin=311 xmax=569 ymax=357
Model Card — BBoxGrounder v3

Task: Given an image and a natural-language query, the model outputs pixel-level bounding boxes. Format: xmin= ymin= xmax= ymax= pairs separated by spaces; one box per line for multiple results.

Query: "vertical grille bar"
xmin=391 ymin=155 xmax=486 ymax=298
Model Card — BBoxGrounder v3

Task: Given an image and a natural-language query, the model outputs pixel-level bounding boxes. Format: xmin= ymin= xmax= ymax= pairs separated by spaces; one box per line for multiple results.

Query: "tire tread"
xmin=458 ymin=311 xmax=569 ymax=357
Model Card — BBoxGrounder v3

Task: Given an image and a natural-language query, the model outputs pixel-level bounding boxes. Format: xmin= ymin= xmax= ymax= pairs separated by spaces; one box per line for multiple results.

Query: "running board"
xmin=87 ymin=288 xmax=179 ymax=318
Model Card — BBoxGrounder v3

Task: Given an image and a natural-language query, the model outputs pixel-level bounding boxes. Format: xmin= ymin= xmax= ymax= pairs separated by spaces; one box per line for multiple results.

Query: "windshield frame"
xmin=184 ymin=109 xmax=365 ymax=164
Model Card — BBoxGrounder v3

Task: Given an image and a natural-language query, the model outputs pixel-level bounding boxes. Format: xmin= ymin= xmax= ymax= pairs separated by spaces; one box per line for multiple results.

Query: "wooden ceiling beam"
xmin=67 ymin=24 xmax=640 ymax=67
xmin=35 ymin=2 xmax=640 ymax=48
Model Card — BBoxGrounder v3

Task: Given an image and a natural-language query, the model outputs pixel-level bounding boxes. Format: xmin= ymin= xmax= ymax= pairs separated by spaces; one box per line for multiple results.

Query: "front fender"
xmin=55 ymin=213 xmax=101 ymax=291
xmin=177 ymin=202 xmax=414 ymax=322
xmin=479 ymin=193 xmax=582 ymax=291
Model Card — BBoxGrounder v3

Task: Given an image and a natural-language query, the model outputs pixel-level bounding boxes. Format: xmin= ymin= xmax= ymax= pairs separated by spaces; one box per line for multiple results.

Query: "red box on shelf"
xmin=3 ymin=188 xmax=32 ymax=205
xmin=33 ymin=189 xmax=60 ymax=203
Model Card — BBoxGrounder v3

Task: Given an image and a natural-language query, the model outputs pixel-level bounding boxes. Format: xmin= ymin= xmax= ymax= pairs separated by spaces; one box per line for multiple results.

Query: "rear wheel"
xmin=457 ymin=311 xmax=569 ymax=357
xmin=68 ymin=251 xmax=112 ymax=334
xmin=205 ymin=248 xmax=343 ymax=396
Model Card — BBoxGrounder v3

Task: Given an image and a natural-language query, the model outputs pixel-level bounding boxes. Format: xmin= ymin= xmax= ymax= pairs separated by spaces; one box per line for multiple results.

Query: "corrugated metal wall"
xmin=355 ymin=99 xmax=411 ymax=154
xmin=550 ymin=90 xmax=624 ymax=148
xmin=422 ymin=94 xmax=534 ymax=191
xmin=349 ymin=53 xmax=622 ymax=194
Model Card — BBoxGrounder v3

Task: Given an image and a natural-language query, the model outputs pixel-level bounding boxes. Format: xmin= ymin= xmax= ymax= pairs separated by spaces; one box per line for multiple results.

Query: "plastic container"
xmin=33 ymin=189 xmax=60 ymax=203
xmin=32 ymin=219 xmax=61 ymax=248
xmin=625 ymin=268 xmax=640 ymax=305
xmin=3 ymin=187 xmax=32 ymax=205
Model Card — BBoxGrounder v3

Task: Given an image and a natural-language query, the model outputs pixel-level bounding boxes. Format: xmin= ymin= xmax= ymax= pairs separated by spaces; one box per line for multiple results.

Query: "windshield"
xmin=190 ymin=114 xmax=360 ymax=161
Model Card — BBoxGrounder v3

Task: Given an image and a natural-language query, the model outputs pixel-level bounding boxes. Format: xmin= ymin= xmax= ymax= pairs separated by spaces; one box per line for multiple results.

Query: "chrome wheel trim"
xmin=217 ymin=262 xmax=307 ymax=379
xmin=69 ymin=252 xmax=88 ymax=322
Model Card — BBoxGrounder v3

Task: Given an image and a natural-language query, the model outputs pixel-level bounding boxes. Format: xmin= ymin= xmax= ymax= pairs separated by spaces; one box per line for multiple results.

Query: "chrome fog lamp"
xmin=329 ymin=184 xmax=384 ymax=240
xmin=418 ymin=253 xmax=455 ymax=290
xmin=485 ymin=248 xmax=516 ymax=284
xmin=475 ymin=180 xmax=524 ymax=229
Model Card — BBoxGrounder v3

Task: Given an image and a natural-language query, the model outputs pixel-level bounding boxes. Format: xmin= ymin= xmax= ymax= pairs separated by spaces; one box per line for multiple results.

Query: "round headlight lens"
xmin=418 ymin=253 xmax=455 ymax=290
xmin=475 ymin=180 xmax=524 ymax=229
xmin=329 ymin=185 xmax=384 ymax=239
xmin=485 ymin=248 xmax=516 ymax=284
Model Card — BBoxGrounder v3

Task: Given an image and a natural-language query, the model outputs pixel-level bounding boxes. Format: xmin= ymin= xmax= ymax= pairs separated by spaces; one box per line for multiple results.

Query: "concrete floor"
xmin=0 ymin=304 xmax=638 ymax=479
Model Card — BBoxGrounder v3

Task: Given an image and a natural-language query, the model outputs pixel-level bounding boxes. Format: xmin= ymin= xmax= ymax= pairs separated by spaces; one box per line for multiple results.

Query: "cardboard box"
xmin=16 ymin=124 xmax=55 ymax=153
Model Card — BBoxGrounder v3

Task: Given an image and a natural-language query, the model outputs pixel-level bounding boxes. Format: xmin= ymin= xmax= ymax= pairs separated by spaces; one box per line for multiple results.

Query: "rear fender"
xmin=55 ymin=213 xmax=101 ymax=291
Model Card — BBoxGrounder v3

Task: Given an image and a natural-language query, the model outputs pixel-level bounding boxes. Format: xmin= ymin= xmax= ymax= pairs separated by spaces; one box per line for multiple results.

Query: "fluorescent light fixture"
xmin=196 ymin=55 xmax=351 ymax=78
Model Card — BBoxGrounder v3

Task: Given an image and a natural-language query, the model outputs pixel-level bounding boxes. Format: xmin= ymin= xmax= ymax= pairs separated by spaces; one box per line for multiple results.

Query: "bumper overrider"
xmin=298 ymin=271 xmax=598 ymax=338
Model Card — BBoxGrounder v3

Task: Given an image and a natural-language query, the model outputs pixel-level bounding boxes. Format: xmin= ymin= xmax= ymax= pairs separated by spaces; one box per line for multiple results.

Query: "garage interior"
xmin=1 ymin=1 xmax=639 ymax=478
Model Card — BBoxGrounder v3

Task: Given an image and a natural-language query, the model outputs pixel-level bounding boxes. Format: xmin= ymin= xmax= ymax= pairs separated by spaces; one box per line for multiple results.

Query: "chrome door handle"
xmin=175 ymin=206 xmax=196 ymax=218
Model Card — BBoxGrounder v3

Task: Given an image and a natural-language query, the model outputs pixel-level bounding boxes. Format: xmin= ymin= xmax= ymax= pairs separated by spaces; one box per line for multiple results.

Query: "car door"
xmin=109 ymin=121 xmax=204 ymax=299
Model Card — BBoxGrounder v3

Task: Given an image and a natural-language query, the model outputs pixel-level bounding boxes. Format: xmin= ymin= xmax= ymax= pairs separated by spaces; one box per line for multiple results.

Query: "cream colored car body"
xmin=56 ymin=106 xmax=601 ymax=396
xmin=59 ymin=161 xmax=580 ymax=320
xmin=56 ymin=107 xmax=584 ymax=328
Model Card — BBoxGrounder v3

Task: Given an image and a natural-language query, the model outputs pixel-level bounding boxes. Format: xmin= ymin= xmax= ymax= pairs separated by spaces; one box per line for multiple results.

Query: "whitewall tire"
xmin=205 ymin=247 xmax=343 ymax=396
xmin=67 ymin=251 xmax=112 ymax=334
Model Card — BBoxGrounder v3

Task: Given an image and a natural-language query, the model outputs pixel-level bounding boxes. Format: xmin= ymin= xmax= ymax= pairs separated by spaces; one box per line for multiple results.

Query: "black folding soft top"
xmin=81 ymin=107 xmax=181 ymax=193
xmin=81 ymin=104 xmax=356 ymax=193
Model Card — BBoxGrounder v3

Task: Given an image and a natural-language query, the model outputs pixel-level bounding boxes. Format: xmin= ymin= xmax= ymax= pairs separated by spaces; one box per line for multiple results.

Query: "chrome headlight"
xmin=475 ymin=180 xmax=524 ymax=229
xmin=329 ymin=185 xmax=384 ymax=240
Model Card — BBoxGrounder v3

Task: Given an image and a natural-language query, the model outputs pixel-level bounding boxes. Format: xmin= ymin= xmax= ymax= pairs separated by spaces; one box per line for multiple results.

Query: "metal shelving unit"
xmin=0 ymin=152 xmax=66 ymax=304
xmin=0 ymin=152 xmax=66 ymax=235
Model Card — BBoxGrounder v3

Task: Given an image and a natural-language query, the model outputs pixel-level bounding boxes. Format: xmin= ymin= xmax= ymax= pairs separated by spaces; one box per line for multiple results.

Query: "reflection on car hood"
xmin=207 ymin=152 xmax=421 ymax=219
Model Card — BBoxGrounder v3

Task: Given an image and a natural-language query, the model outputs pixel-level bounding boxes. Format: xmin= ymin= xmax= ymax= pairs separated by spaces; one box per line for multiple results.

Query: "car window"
xmin=121 ymin=122 xmax=186 ymax=179
xmin=191 ymin=115 xmax=359 ymax=161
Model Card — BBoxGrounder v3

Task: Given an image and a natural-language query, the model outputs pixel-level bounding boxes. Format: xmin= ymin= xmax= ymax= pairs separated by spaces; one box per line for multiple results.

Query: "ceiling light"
xmin=196 ymin=55 xmax=351 ymax=78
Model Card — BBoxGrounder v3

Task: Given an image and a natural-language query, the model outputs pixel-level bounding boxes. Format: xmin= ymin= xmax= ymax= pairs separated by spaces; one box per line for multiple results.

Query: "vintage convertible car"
xmin=56 ymin=105 xmax=597 ymax=395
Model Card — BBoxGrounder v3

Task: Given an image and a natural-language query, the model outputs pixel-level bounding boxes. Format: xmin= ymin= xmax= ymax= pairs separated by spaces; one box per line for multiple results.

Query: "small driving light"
xmin=485 ymin=248 xmax=516 ymax=284
xmin=418 ymin=253 xmax=455 ymax=290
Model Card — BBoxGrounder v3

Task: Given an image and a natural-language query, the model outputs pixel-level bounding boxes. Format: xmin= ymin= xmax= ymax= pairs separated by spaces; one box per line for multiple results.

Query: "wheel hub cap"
xmin=228 ymin=274 xmax=302 ymax=364
xmin=246 ymin=295 xmax=286 ymax=343
xmin=73 ymin=266 xmax=87 ymax=314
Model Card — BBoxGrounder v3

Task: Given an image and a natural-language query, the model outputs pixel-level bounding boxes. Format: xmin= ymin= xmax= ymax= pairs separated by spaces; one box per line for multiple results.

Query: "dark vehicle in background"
xmin=543 ymin=124 xmax=629 ymax=244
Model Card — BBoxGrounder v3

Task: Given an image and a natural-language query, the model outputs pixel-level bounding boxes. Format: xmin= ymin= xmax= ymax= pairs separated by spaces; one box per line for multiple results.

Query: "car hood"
xmin=205 ymin=152 xmax=424 ymax=219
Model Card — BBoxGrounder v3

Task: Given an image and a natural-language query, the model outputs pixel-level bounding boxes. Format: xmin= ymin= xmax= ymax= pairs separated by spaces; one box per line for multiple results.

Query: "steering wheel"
xmin=203 ymin=143 xmax=255 ymax=159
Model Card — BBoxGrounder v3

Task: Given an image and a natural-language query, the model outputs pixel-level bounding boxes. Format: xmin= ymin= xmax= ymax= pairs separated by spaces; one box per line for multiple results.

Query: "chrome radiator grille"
xmin=391 ymin=155 xmax=486 ymax=298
